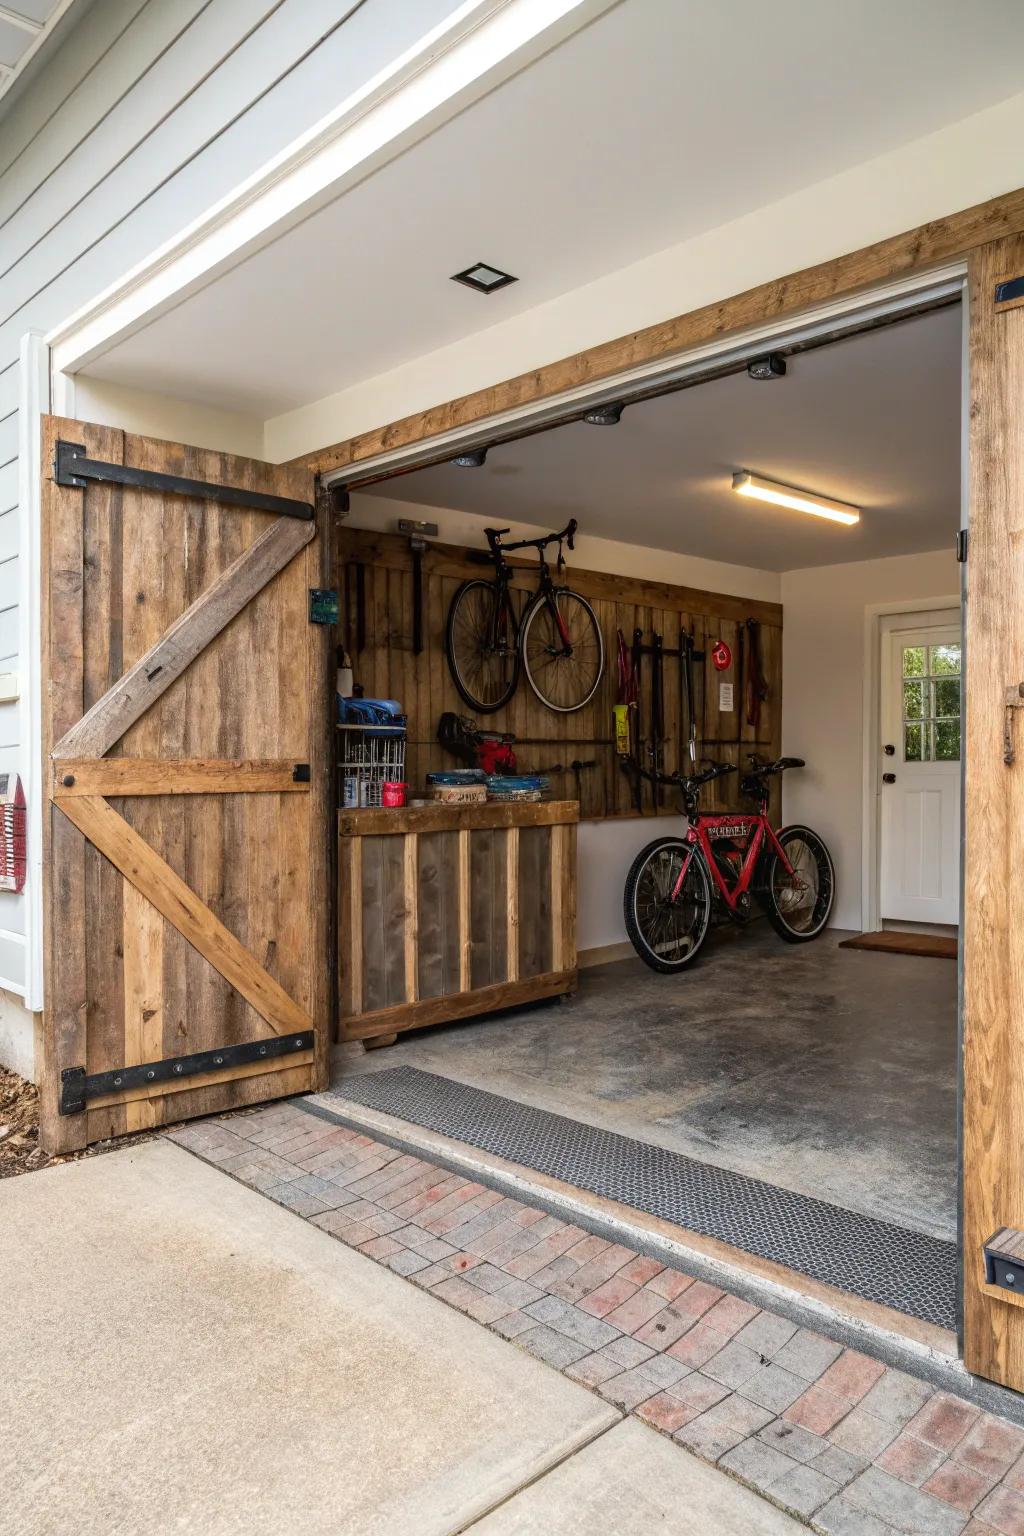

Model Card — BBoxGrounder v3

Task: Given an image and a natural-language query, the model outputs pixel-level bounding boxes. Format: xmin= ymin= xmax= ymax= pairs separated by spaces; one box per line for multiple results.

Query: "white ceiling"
xmin=80 ymin=0 xmax=1023 ymax=418
xmin=363 ymin=305 xmax=962 ymax=572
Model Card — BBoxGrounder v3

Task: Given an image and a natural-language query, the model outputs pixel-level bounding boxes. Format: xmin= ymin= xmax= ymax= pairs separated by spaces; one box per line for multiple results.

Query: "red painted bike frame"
xmin=670 ymin=813 xmax=795 ymax=911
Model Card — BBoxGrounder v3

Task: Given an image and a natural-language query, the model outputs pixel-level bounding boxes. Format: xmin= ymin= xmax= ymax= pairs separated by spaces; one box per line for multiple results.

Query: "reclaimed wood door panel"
xmin=40 ymin=417 xmax=331 ymax=1153
xmin=962 ymin=237 xmax=1024 ymax=1390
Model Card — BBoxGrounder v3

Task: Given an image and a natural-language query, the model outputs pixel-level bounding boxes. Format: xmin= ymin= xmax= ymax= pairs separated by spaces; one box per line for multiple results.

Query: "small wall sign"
xmin=308 ymin=588 xmax=339 ymax=625
xmin=994 ymin=275 xmax=1024 ymax=314
xmin=719 ymin=681 xmax=734 ymax=712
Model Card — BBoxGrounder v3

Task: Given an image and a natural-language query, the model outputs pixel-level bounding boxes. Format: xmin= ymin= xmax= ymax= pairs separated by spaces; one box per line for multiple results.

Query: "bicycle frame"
xmin=671 ymin=811 xmax=796 ymax=912
xmin=485 ymin=544 xmax=573 ymax=656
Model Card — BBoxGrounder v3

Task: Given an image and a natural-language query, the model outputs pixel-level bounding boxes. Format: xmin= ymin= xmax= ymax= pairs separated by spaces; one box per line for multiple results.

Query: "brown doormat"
xmin=838 ymin=930 xmax=957 ymax=960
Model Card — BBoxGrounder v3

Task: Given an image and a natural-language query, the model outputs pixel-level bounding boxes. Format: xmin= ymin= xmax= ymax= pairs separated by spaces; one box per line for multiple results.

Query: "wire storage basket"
xmin=337 ymin=698 xmax=407 ymax=809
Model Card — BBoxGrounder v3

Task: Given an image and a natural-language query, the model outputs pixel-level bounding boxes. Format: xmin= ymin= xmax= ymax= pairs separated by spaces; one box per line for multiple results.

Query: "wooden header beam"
xmin=293 ymin=186 xmax=1024 ymax=480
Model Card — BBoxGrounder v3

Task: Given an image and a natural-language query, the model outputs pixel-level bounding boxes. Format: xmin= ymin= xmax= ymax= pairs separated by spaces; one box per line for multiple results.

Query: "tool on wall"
xmin=344 ymin=561 xmax=367 ymax=654
xmin=399 ymin=518 xmax=438 ymax=656
xmin=743 ymin=618 xmax=769 ymax=729
xmin=621 ymin=628 xmax=705 ymax=813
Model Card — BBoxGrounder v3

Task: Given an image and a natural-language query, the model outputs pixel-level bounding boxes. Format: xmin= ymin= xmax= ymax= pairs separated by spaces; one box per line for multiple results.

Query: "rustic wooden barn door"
xmin=963 ymin=237 xmax=1024 ymax=1390
xmin=39 ymin=417 xmax=331 ymax=1154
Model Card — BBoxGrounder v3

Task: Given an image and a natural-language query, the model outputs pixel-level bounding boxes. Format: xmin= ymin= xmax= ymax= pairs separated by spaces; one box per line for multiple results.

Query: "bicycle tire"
xmin=445 ymin=579 xmax=520 ymax=713
xmin=762 ymin=824 xmax=835 ymax=942
xmin=624 ymin=837 xmax=713 ymax=973
xmin=520 ymin=588 xmax=604 ymax=714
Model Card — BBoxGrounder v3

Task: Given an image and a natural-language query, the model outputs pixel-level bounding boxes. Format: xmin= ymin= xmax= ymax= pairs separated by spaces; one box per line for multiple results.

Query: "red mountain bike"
xmin=624 ymin=756 xmax=835 ymax=972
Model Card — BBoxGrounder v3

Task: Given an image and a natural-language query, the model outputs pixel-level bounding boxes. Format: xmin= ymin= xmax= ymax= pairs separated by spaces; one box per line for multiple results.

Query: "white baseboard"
xmin=579 ymin=940 xmax=636 ymax=969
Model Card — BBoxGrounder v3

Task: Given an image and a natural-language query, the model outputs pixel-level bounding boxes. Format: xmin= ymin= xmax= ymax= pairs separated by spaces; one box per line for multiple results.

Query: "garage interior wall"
xmin=345 ymin=494 xmax=957 ymax=950
xmin=0 ymin=0 xmax=471 ymax=1072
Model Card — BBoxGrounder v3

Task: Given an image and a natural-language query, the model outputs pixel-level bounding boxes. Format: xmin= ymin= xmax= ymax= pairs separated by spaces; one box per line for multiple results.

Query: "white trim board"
xmin=18 ymin=331 xmax=48 ymax=1011
xmin=46 ymin=0 xmax=618 ymax=377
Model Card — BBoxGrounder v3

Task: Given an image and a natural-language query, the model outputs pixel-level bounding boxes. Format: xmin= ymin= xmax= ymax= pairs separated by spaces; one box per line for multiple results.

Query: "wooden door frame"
xmin=287 ymin=185 xmax=1024 ymax=1392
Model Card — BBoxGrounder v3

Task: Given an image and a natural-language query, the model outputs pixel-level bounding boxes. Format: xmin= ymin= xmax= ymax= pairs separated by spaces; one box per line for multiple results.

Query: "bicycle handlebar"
xmin=484 ymin=519 xmax=577 ymax=558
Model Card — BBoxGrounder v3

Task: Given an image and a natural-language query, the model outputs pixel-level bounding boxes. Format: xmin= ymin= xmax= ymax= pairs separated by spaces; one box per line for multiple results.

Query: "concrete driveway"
xmin=0 ymin=1140 xmax=802 ymax=1535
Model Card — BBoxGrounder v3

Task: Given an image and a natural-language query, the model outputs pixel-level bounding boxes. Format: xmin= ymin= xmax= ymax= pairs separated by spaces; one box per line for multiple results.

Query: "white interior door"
xmin=879 ymin=616 xmax=961 ymax=926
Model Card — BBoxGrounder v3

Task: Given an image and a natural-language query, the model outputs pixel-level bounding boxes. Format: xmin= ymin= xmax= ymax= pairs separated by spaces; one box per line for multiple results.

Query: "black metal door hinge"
xmin=59 ymin=1031 xmax=315 ymax=1115
xmin=957 ymin=529 xmax=969 ymax=563
xmin=292 ymin=763 xmax=311 ymax=782
xmin=54 ymin=441 xmax=314 ymax=521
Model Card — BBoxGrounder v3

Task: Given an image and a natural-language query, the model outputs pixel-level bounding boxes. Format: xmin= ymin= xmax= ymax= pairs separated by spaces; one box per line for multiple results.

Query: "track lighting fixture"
xmin=583 ymin=401 xmax=625 ymax=426
xmin=452 ymin=448 xmax=488 ymax=468
xmin=747 ymin=353 xmax=787 ymax=381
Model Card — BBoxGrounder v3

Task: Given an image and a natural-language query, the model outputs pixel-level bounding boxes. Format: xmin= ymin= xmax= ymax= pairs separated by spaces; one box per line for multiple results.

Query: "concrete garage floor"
xmin=337 ymin=926 xmax=957 ymax=1243
xmin=0 ymin=1141 xmax=802 ymax=1536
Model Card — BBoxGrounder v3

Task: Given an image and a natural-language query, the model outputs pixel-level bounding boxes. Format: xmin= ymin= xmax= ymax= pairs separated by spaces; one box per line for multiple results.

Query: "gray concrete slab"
xmin=336 ymin=928 xmax=957 ymax=1240
xmin=467 ymin=1417 xmax=804 ymax=1533
xmin=0 ymin=1141 xmax=618 ymax=1536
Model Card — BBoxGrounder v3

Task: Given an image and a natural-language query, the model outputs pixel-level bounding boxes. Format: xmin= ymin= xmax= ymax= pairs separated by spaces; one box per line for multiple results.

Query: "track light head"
xmin=747 ymin=353 xmax=787 ymax=381
xmin=583 ymin=401 xmax=625 ymax=426
xmin=452 ymin=448 xmax=488 ymax=468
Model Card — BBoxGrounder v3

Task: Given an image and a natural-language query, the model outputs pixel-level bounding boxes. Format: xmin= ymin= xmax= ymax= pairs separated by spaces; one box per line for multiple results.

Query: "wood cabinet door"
xmin=39 ymin=418 xmax=331 ymax=1152
xmin=963 ymin=237 xmax=1024 ymax=1388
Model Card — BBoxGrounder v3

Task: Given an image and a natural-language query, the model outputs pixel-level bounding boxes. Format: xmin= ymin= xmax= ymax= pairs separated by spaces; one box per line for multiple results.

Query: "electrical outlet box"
xmin=398 ymin=518 xmax=438 ymax=538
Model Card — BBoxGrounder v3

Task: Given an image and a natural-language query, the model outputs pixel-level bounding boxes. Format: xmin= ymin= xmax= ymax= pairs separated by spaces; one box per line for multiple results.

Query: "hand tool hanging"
xmin=744 ymin=618 xmax=768 ymax=730
xmin=650 ymin=632 xmax=666 ymax=808
xmin=615 ymin=629 xmax=642 ymax=812
xmin=679 ymin=628 xmax=698 ymax=768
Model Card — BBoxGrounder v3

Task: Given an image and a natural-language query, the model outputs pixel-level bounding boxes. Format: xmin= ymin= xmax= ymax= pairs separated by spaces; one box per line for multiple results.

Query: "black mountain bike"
xmin=445 ymin=519 xmax=604 ymax=714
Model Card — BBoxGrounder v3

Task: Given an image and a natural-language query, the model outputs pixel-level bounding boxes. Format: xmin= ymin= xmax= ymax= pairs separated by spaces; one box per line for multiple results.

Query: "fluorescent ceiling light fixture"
xmin=731 ymin=472 xmax=860 ymax=526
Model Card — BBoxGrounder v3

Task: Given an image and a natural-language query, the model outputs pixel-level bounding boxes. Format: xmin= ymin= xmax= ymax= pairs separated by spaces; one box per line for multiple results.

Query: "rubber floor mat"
xmin=327 ymin=1066 xmax=957 ymax=1332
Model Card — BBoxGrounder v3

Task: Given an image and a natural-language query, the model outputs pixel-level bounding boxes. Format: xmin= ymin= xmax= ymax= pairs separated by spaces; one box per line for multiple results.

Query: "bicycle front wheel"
xmin=520 ymin=588 xmax=604 ymax=713
xmin=763 ymin=825 xmax=835 ymax=942
xmin=624 ymin=837 xmax=712 ymax=973
xmin=445 ymin=579 xmax=520 ymax=713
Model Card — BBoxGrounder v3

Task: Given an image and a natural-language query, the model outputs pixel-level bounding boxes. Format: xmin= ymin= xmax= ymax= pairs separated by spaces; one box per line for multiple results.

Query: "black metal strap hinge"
xmin=54 ymin=441 xmax=314 ymax=521
xmin=59 ymin=1031 xmax=315 ymax=1115
xmin=957 ymin=529 xmax=969 ymax=564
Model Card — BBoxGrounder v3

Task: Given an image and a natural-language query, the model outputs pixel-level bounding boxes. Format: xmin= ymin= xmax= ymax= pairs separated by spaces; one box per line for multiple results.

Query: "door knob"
xmin=882 ymin=772 xmax=896 ymax=784
xmin=883 ymin=744 xmax=895 ymax=756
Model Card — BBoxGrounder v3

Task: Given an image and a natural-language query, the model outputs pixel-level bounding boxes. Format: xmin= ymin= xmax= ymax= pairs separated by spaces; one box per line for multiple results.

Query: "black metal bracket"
xmin=54 ymin=441 xmax=314 ymax=521
xmin=59 ymin=1031 xmax=315 ymax=1115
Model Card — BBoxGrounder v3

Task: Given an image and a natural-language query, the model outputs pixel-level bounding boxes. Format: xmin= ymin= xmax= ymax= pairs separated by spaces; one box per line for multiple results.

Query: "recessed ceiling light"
xmin=451 ymin=261 xmax=518 ymax=294
xmin=583 ymin=402 xmax=625 ymax=426
xmin=732 ymin=471 xmax=860 ymax=526
xmin=452 ymin=447 xmax=488 ymax=468
xmin=747 ymin=353 xmax=787 ymax=380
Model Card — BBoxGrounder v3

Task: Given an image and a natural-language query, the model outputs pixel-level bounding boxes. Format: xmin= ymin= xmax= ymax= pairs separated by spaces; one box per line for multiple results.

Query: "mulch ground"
xmin=0 ymin=1065 xmax=152 ymax=1179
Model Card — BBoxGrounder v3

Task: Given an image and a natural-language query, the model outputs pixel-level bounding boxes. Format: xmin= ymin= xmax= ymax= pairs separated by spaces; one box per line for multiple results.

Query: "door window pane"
xmin=905 ymin=722 xmax=924 ymax=760
xmin=934 ymin=719 xmax=961 ymax=760
xmin=930 ymin=643 xmax=961 ymax=676
xmin=903 ymin=680 xmax=924 ymax=717
xmin=899 ymin=637 xmax=961 ymax=763
xmin=933 ymin=677 xmax=960 ymax=717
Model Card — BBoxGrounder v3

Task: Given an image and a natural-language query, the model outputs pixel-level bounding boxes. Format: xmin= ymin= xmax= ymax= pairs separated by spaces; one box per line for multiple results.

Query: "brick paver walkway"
xmin=167 ymin=1101 xmax=1024 ymax=1536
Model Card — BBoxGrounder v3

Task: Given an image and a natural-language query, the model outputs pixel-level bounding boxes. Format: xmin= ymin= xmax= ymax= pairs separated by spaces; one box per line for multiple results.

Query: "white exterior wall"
xmin=0 ymin=0 xmax=467 ymax=1071
xmin=781 ymin=550 xmax=960 ymax=933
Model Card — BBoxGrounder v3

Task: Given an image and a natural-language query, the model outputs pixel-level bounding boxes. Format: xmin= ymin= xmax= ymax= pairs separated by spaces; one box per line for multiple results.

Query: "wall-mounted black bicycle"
xmin=445 ymin=519 xmax=604 ymax=714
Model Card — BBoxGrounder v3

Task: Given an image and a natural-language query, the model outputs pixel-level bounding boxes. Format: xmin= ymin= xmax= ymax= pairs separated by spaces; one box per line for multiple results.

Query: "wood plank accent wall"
xmin=337 ymin=526 xmax=783 ymax=822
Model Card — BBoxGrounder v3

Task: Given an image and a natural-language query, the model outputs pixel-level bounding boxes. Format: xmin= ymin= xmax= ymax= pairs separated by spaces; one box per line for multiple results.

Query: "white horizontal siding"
xmin=0 ymin=459 xmax=16 ymax=513
xmin=0 ymin=604 xmax=17 ymax=660
xmin=0 ymin=0 xmax=464 ymax=367
xmin=0 ymin=0 xmax=468 ymax=1031
xmin=0 ymin=929 xmax=26 ymax=993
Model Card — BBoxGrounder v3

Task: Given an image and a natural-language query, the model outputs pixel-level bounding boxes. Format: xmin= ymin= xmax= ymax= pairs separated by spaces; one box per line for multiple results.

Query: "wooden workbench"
xmin=338 ymin=800 xmax=578 ymax=1044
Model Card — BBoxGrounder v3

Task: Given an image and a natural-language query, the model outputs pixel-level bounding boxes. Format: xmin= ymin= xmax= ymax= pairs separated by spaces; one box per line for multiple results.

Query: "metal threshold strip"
xmin=327 ymin=1066 xmax=957 ymax=1332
